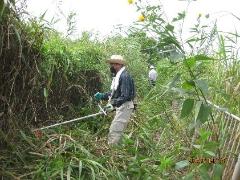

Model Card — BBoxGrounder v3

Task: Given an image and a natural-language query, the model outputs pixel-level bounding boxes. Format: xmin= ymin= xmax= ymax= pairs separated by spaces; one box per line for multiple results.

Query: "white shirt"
xmin=111 ymin=66 xmax=125 ymax=91
xmin=149 ymin=69 xmax=158 ymax=81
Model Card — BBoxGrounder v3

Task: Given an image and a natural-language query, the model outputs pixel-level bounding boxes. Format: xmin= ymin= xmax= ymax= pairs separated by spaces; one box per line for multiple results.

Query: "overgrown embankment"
xmin=0 ymin=2 xmax=104 ymax=146
xmin=0 ymin=1 xmax=43 ymax=134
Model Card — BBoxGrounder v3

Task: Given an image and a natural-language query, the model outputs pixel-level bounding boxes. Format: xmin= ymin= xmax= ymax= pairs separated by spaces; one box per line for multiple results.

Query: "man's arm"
xmin=102 ymin=92 xmax=111 ymax=100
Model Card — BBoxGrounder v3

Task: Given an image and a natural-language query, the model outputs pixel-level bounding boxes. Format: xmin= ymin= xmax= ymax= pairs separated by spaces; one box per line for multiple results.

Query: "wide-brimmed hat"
xmin=106 ymin=55 xmax=126 ymax=65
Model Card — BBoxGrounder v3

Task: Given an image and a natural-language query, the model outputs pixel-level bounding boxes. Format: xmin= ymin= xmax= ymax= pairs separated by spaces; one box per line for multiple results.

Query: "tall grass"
xmin=1 ymin=0 xmax=240 ymax=179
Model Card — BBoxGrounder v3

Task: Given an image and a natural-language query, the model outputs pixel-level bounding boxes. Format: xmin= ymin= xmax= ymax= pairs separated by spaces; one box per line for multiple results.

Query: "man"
xmin=148 ymin=65 xmax=158 ymax=86
xmin=94 ymin=55 xmax=135 ymax=145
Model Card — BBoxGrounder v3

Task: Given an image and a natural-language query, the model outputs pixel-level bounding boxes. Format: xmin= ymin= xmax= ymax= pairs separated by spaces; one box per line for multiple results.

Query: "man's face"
xmin=110 ymin=63 xmax=122 ymax=74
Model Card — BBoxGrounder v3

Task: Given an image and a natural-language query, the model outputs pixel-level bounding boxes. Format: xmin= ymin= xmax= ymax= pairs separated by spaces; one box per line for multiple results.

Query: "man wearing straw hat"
xmin=94 ymin=55 xmax=136 ymax=146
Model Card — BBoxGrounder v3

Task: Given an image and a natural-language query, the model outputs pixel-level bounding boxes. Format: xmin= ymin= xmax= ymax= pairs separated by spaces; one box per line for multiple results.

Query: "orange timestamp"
xmin=189 ymin=157 xmax=226 ymax=164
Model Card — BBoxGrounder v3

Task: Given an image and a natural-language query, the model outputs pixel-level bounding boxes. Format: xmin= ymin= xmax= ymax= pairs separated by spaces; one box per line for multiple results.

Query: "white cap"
xmin=150 ymin=65 xmax=155 ymax=69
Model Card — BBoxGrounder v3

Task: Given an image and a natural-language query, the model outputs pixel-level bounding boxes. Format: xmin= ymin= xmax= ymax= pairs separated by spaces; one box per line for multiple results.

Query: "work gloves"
xmin=104 ymin=104 xmax=114 ymax=112
xmin=94 ymin=92 xmax=114 ymax=112
xmin=94 ymin=92 xmax=104 ymax=101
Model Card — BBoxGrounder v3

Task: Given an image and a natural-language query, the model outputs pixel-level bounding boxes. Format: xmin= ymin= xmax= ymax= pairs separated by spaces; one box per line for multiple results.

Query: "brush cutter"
xmin=33 ymin=103 xmax=113 ymax=132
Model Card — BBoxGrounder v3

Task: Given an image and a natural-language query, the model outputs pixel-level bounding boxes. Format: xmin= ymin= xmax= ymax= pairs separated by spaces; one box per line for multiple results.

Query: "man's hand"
xmin=94 ymin=92 xmax=104 ymax=101
xmin=104 ymin=104 xmax=114 ymax=112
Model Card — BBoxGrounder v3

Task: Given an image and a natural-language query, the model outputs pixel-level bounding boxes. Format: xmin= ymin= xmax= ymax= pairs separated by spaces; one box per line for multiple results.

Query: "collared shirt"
xmin=111 ymin=69 xmax=135 ymax=107
xmin=149 ymin=69 xmax=158 ymax=81
xmin=102 ymin=69 xmax=135 ymax=107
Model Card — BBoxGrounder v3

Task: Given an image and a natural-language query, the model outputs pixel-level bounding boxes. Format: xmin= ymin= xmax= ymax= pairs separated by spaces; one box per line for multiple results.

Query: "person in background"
xmin=94 ymin=55 xmax=135 ymax=146
xmin=148 ymin=65 xmax=158 ymax=86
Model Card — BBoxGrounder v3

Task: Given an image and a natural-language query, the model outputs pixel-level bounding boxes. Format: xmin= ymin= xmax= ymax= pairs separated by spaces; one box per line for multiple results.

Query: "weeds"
xmin=1 ymin=0 xmax=240 ymax=179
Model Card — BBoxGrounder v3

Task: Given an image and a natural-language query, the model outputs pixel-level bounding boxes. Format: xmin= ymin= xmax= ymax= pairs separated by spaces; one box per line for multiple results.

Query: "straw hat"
xmin=106 ymin=55 xmax=126 ymax=65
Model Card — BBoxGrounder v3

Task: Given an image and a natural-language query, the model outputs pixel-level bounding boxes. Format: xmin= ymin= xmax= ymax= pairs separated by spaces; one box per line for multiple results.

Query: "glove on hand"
xmin=104 ymin=104 xmax=114 ymax=112
xmin=94 ymin=92 xmax=104 ymax=101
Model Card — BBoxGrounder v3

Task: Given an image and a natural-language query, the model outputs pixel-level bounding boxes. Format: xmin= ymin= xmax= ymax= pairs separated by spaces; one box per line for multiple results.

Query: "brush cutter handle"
xmin=98 ymin=103 xmax=107 ymax=115
xmin=104 ymin=104 xmax=115 ymax=112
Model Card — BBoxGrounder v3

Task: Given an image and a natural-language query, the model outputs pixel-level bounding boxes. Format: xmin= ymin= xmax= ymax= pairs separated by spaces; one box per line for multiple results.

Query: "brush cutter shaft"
xmin=34 ymin=111 xmax=104 ymax=131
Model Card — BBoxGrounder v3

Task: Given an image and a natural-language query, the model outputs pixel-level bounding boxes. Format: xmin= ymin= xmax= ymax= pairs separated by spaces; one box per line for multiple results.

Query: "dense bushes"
xmin=0 ymin=1 xmax=44 ymax=135
xmin=0 ymin=3 xmax=103 ymax=145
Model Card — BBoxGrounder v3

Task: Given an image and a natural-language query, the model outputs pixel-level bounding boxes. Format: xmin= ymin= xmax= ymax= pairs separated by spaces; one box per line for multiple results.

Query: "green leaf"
xmin=182 ymin=81 xmax=195 ymax=90
xmin=0 ymin=1 xmax=6 ymax=21
xmin=90 ymin=166 xmax=96 ymax=179
xmin=218 ymin=35 xmax=226 ymax=60
xmin=67 ymin=165 xmax=72 ymax=180
xmin=172 ymin=11 xmax=186 ymax=22
xmin=193 ymin=144 xmax=201 ymax=149
xmin=181 ymin=99 xmax=195 ymax=118
xmin=199 ymin=165 xmax=211 ymax=180
xmin=167 ymin=73 xmax=181 ymax=88
xmin=194 ymin=54 xmax=213 ymax=61
xmin=184 ymin=55 xmax=213 ymax=69
xmin=199 ymin=129 xmax=211 ymax=142
xmin=204 ymin=150 xmax=215 ymax=157
xmin=44 ymin=88 xmax=48 ymax=98
xmin=175 ymin=160 xmax=189 ymax=170
xmin=186 ymin=38 xmax=199 ymax=43
xmin=195 ymin=79 xmax=208 ymax=95
xmin=196 ymin=103 xmax=211 ymax=124
xmin=79 ymin=161 xmax=82 ymax=179
xmin=165 ymin=24 xmax=174 ymax=32
xmin=61 ymin=168 xmax=64 ymax=180
xmin=183 ymin=172 xmax=194 ymax=180
xmin=194 ymin=101 xmax=202 ymax=122
xmin=39 ymin=10 xmax=47 ymax=21
xmin=184 ymin=57 xmax=196 ymax=68
xmin=212 ymin=164 xmax=224 ymax=180
xmin=20 ymin=131 xmax=36 ymax=148
xmin=12 ymin=25 xmax=22 ymax=57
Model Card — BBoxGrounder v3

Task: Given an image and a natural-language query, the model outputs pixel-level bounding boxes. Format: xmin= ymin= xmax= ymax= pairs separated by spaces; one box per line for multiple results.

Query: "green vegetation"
xmin=1 ymin=0 xmax=240 ymax=179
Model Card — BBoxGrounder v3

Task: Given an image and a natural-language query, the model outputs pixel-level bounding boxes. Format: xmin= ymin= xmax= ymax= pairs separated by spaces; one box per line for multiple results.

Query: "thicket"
xmin=0 ymin=0 xmax=44 ymax=136
xmin=0 ymin=1 xmax=105 ymax=136
xmin=1 ymin=0 xmax=240 ymax=179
